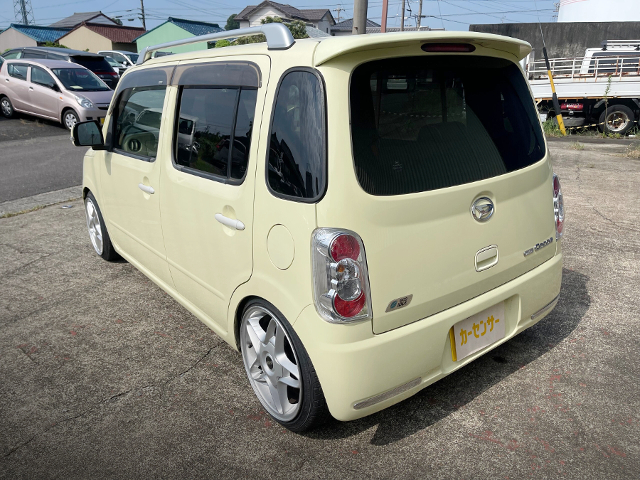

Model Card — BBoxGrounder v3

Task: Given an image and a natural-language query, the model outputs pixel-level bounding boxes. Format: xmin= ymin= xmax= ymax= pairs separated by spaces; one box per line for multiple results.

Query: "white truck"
xmin=525 ymin=40 xmax=640 ymax=134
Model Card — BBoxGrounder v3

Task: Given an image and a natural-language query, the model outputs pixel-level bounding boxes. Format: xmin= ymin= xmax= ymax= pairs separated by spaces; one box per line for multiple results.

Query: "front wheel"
xmin=84 ymin=192 xmax=120 ymax=261
xmin=240 ymin=300 xmax=330 ymax=432
xmin=63 ymin=109 xmax=79 ymax=130
xmin=598 ymin=105 xmax=635 ymax=135
xmin=1 ymin=96 xmax=14 ymax=118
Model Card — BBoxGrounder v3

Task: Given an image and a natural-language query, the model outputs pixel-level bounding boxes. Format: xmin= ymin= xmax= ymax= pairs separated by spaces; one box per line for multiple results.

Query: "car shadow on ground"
xmin=0 ymin=113 xmax=66 ymax=142
xmin=305 ymin=268 xmax=590 ymax=446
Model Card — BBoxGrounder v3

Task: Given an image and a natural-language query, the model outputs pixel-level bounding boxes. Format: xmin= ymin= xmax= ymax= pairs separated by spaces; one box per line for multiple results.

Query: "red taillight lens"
xmin=421 ymin=43 xmax=476 ymax=53
xmin=553 ymin=173 xmax=564 ymax=239
xmin=330 ymin=234 xmax=360 ymax=261
xmin=312 ymin=229 xmax=372 ymax=323
xmin=334 ymin=293 xmax=366 ymax=318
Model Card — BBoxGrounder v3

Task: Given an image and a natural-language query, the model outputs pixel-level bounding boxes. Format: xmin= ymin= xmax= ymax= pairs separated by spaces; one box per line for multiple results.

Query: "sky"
xmin=1 ymin=0 xmax=558 ymax=32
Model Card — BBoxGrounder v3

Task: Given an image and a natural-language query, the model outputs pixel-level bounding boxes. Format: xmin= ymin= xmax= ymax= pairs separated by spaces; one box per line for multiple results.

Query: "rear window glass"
xmin=350 ymin=56 xmax=545 ymax=196
xmin=71 ymin=56 xmax=112 ymax=72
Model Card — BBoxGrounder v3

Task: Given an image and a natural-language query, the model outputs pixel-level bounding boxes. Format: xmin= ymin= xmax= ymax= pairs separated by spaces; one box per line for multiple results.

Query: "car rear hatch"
xmin=318 ymin=51 xmax=556 ymax=334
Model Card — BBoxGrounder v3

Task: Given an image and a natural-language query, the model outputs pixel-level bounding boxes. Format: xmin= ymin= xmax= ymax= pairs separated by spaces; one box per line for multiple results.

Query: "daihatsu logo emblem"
xmin=471 ymin=197 xmax=494 ymax=222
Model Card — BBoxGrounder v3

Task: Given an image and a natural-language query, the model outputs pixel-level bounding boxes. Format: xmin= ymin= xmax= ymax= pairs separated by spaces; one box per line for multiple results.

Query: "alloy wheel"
xmin=240 ymin=305 xmax=302 ymax=422
xmin=84 ymin=197 xmax=103 ymax=255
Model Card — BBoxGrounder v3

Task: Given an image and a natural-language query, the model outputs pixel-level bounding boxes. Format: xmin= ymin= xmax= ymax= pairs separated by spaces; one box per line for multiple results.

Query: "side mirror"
xmin=71 ymin=120 xmax=105 ymax=150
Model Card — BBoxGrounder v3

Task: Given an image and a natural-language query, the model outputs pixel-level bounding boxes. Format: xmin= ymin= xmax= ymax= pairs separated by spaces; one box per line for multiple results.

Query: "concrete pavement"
xmin=0 ymin=141 xmax=638 ymax=479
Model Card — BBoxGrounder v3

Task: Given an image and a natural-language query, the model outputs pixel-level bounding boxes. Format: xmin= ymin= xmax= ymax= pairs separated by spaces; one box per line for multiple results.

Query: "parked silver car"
xmin=0 ymin=59 xmax=113 ymax=129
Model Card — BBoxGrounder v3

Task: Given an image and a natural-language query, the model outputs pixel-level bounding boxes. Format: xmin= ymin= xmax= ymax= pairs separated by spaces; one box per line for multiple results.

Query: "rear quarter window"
xmin=350 ymin=56 xmax=545 ymax=196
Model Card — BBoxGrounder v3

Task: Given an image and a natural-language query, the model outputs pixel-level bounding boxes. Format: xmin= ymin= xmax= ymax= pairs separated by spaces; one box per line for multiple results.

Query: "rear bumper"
xmin=293 ymin=252 xmax=563 ymax=421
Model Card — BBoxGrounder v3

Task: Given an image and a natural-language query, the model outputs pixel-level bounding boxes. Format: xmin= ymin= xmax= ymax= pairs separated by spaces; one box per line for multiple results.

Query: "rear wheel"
xmin=599 ymin=105 xmax=635 ymax=135
xmin=240 ymin=300 xmax=330 ymax=432
xmin=1 ymin=96 xmax=13 ymax=118
xmin=63 ymin=109 xmax=79 ymax=130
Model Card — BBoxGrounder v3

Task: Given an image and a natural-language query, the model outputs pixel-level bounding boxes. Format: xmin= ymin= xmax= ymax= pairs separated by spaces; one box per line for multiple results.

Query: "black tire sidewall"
xmin=241 ymin=299 xmax=330 ymax=432
xmin=599 ymin=104 xmax=635 ymax=135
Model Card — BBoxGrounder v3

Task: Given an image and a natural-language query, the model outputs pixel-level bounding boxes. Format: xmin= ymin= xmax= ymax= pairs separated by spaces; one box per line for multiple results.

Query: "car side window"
xmin=31 ymin=66 xmax=56 ymax=89
xmin=267 ymin=70 xmax=326 ymax=201
xmin=174 ymin=87 xmax=257 ymax=182
xmin=112 ymin=86 xmax=167 ymax=160
xmin=3 ymin=51 xmax=21 ymax=59
xmin=23 ymin=51 xmax=46 ymax=59
xmin=7 ymin=64 xmax=28 ymax=80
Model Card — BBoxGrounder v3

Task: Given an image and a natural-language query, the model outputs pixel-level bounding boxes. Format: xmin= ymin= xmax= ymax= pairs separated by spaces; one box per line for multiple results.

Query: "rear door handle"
xmin=138 ymin=183 xmax=155 ymax=194
xmin=215 ymin=213 xmax=245 ymax=231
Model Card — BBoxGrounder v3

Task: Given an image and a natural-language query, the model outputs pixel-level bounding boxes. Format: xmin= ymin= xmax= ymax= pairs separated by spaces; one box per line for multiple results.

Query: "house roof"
xmin=5 ymin=24 xmax=70 ymax=43
xmin=50 ymin=12 xmax=117 ymax=28
xmin=58 ymin=22 xmax=145 ymax=44
xmin=135 ymin=17 xmax=222 ymax=42
xmin=305 ymin=26 xmax=330 ymax=38
xmin=236 ymin=2 xmax=334 ymax=24
xmin=331 ymin=18 xmax=380 ymax=31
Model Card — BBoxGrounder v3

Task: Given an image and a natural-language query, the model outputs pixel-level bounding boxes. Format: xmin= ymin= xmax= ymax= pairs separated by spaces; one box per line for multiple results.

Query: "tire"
xmin=240 ymin=299 xmax=330 ymax=432
xmin=62 ymin=109 xmax=79 ymax=130
xmin=598 ymin=104 xmax=635 ymax=135
xmin=1 ymin=96 xmax=14 ymax=118
xmin=84 ymin=192 xmax=120 ymax=261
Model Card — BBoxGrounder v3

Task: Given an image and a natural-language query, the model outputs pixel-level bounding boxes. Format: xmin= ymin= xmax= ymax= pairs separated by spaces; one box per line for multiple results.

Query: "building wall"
xmin=558 ymin=0 xmax=640 ymax=22
xmin=469 ymin=22 xmax=640 ymax=59
xmin=58 ymin=27 xmax=113 ymax=53
xmin=136 ymin=23 xmax=206 ymax=54
xmin=316 ymin=14 xmax=333 ymax=34
xmin=0 ymin=29 xmax=37 ymax=52
xmin=246 ymin=7 xmax=287 ymax=27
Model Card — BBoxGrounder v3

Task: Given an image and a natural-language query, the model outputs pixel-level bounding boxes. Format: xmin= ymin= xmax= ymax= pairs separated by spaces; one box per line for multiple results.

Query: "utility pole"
xmin=417 ymin=0 xmax=423 ymax=29
xmin=400 ymin=0 xmax=405 ymax=31
xmin=333 ymin=5 xmax=344 ymax=22
xmin=140 ymin=0 xmax=147 ymax=30
xmin=352 ymin=0 xmax=368 ymax=34
xmin=13 ymin=0 xmax=35 ymax=25
xmin=381 ymin=0 xmax=388 ymax=32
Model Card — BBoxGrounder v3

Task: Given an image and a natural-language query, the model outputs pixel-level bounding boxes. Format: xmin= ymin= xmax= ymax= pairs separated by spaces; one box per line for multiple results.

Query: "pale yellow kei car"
xmin=72 ymin=24 xmax=564 ymax=432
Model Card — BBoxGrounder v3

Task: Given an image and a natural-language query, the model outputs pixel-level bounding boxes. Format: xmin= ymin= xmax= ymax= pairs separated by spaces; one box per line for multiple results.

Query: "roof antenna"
xmin=535 ymin=0 xmax=566 ymax=135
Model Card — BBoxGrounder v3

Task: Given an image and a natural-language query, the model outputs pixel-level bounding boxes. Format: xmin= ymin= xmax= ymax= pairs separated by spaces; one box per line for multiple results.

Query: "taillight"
xmin=553 ymin=173 xmax=564 ymax=240
xmin=312 ymin=229 xmax=372 ymax=323
xmin=421 ymin=43 xmax=476 ymax=53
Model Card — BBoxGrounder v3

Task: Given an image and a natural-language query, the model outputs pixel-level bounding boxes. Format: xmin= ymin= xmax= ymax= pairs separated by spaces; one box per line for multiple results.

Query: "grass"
xmin=0 ymin=204 xmax=47 ymax=219
xmin=569 ymin=142 xmax=585 ymax=150
xmin=623 ymin=144 xmax=640 ymax=159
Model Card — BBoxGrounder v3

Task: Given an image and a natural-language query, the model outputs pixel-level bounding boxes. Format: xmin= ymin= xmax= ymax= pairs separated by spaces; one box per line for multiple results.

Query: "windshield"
xmin=350 ymin=55 xmax=546 ymax=196
xmin=105 ymin=57 xmax=119 ymax=67
xmin=52 ymin=68 xmax=110 ymax=91
xmin=70 ymin=56 xmax=113 ymax=73
xmin=126 ymin=53 xmax=139 ymax=63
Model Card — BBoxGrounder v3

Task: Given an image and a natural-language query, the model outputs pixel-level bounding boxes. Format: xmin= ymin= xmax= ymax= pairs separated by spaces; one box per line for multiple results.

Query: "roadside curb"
xmin=0 ymin=186 xmax=82 ymax=218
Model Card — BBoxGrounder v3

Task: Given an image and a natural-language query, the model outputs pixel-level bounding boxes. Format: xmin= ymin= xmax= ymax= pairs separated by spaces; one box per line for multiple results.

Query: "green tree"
xmin=214 ymin=39 xmax=232 ymax=48
xmin=225 ymin=14 xmax=240 ymax=30
xmin=41 ymin=41 xmax=68 ymax=48
xmin=260 ymin=16 xmax=308 ymax=39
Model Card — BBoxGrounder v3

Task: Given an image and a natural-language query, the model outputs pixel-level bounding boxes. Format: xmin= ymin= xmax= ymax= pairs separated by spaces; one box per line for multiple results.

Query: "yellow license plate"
xmin=99 ymin=117 xmax=105 ymax=125
xmin=450 ymin=301 xmax=505 ymax=362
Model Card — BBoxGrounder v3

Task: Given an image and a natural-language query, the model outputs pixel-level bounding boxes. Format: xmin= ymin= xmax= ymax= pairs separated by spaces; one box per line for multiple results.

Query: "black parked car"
xmin=1 ymin=47 xmax=119 ymax=89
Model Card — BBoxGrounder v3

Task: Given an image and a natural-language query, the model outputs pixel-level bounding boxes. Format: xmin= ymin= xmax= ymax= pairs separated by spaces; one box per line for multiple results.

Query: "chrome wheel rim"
xmin=1 ymin=99 xmax=11 ymax=116
xmin=64 ymin=112 xmax=77 ymax=130
xmin=240 ymin=305 xmax=302 ymax=422
xmin=606 ymin=111 xmax=630 ymax=132
xmin=84 ymin=198 xmax=103 ymax=255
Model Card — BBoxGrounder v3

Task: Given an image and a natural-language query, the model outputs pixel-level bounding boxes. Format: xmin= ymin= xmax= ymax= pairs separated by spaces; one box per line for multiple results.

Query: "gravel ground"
xmin=0 ymin=140 xmax=638 ymax=479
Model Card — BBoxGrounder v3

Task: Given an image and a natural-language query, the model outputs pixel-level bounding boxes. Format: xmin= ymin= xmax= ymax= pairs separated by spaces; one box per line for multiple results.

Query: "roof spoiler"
xmin=137 ymin=23 xmax=295 ymax=65
xmin=313 ymin=32 xmax=532 ymax=66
